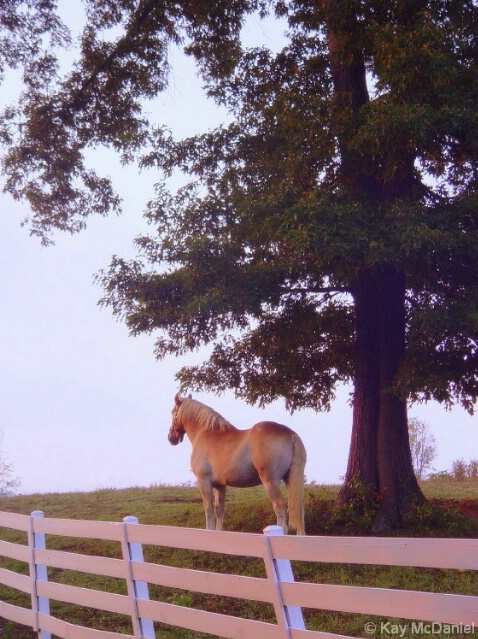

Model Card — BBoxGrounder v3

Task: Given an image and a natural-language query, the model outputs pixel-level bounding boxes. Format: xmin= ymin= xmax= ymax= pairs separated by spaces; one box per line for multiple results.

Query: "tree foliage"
xmin=1 ymin=1 xmax=477 ymax=412
xmin=97 ymin=0 xmax=478 ymax=415
xmin=1 ymin=0 xmax=257 ymax=241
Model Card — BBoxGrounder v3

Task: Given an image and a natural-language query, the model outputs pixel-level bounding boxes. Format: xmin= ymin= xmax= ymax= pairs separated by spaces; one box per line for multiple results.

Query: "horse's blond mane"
xmin=179 ymin=398 xmax=236 ymax=432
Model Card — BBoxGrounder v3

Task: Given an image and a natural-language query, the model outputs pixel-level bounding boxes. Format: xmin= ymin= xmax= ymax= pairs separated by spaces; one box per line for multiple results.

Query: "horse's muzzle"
xmin=168 ymin=431 xmax=184 ymax=445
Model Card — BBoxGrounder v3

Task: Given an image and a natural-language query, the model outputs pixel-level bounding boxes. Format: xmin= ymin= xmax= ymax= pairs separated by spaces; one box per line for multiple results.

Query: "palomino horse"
xmin=168 ymin=394 xmax=307 ymax=534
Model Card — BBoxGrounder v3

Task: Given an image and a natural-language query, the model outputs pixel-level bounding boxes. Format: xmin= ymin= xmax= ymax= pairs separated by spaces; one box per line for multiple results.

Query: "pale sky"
xmin=0 ymin=9 xmax=476 ymax=495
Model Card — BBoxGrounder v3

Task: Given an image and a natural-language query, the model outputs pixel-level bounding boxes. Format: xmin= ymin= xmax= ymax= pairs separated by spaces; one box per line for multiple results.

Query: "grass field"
xmin=0 ymin=481 xmax=477 ymax=639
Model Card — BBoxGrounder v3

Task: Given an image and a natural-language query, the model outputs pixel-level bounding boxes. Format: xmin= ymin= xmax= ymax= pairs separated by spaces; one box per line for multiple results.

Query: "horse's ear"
xmin=188 ymin=393 xmax=192 ymax=399
xmin=174 ymin=393 xmax=182 ymax=406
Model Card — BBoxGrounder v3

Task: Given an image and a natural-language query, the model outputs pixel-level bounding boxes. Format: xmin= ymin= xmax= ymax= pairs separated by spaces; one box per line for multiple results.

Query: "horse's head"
xmin=168 ymin=393 xmax=189 ymax=445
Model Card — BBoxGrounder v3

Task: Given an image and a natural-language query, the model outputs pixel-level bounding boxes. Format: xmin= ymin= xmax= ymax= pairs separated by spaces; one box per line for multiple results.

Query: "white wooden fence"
xmin=0 ymin=509 xmax=477 ymax=639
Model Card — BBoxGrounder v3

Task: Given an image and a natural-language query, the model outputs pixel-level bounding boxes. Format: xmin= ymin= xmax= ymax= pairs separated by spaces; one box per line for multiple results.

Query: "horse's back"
xmin=250 ymin=420 xmax=299 ymax=448
xmin=251 ymin=420 xmax=297 ymax=436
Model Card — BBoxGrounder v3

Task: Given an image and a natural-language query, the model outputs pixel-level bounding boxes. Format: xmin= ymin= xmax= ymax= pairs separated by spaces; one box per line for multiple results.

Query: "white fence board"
xmin=0 ymin=539 xmax=30 ymax=563
xmin=38 ymin=612 xmax=136 ymax=639
xmin=290 ymin=629 xmax=358 ymax=639
xmin=132 ymin=560 xmax=274 ymax=602
xmin=32 ymin=517 xmax=124 ymax=541
xmin=269 ymin=535 xmax=478 ymax=570
xmin=0 ymin=599 xmax=35 ymax=627
xmin=35 ymin=548 xmax=127 ymax=579
xmin=138 ymin=598 xmax=282 ymax=639
xmin=0 ymin=511 xmax=31 ymax=532
xmin=281 ymin=581 xmax=478 ymax=625
xmin=0 ymin=566 xmax=31 ymax=593
xmin=126 ymin=522 xmax=267 ymax=557
xmin=37 ymin=580 xmax=133 ymax=616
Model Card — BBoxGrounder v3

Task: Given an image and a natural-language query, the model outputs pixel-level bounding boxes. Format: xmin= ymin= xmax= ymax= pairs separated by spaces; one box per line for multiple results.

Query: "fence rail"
xmin=0 ymin=509 xmax=477 ymax=639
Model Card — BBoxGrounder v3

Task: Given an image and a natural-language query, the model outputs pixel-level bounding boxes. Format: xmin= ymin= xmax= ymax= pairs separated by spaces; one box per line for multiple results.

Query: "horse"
xmin=168 ymin=394 xmax=307 ymax=534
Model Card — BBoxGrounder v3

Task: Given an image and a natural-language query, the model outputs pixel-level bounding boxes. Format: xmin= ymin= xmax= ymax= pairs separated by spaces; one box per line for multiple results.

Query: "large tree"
xmin=2 ymin=1 xmax=478 ymax=529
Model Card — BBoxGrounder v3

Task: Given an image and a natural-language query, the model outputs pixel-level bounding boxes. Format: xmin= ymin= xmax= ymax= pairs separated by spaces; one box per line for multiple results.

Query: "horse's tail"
xmin=287 ymin=433 xmax=307 ymax=535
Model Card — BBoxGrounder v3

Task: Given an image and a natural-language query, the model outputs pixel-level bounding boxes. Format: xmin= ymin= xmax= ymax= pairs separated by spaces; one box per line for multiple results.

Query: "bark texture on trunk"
xmin=339 ymin=267 xmax=426 ymax=531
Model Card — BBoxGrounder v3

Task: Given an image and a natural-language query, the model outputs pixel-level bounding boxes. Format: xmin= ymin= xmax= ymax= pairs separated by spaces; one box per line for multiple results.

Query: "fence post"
xmin=30 ymin=511 xmax=52 ymax=639
xmin=122 ymin=516 xmax=155 ymax=639
xmin=264 ymin=525 xmax=306 ymax=631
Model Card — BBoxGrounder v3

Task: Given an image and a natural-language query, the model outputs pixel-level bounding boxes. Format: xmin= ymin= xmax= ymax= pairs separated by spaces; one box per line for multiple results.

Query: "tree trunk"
xmin=322 ymin=0 xmax=427 ymax=530
xmin=338 ymin=267 xmax=426 ymax=531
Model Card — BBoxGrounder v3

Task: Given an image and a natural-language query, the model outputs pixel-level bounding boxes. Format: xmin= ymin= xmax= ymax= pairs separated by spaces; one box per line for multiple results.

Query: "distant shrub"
xmin=427 ymin=470 xmax=452 ymax=482
xmin=427 ymin=460 xmax=478 ymax=483
xmin=468 ymin=459 xmax=478 ymax=480
xmin=452 ymin=459 xmax=468 ymax=481
xmin=450 ymin=459 xmax=478 ymax=482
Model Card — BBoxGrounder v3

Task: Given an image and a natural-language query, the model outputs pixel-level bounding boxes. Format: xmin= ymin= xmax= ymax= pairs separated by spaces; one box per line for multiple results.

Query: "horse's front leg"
xmin=197 ymin=478 xmax=215 ymax=530
xmin=213 ymin=485 xmax=226 ymax=531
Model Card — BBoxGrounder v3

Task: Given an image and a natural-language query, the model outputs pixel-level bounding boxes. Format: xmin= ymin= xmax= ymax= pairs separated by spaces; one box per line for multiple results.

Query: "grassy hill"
xmin=0 ymin=482 xmax=477 ymax=639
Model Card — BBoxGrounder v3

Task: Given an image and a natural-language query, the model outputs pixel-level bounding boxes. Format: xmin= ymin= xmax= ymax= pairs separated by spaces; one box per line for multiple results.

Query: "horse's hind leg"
xmin=261 ymin=479 xmax=287 ymax=534
xmin=197 ymin=479 xmax=215 ymax=530
xmin=213 ymin=485 xmax=226 ymax=531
